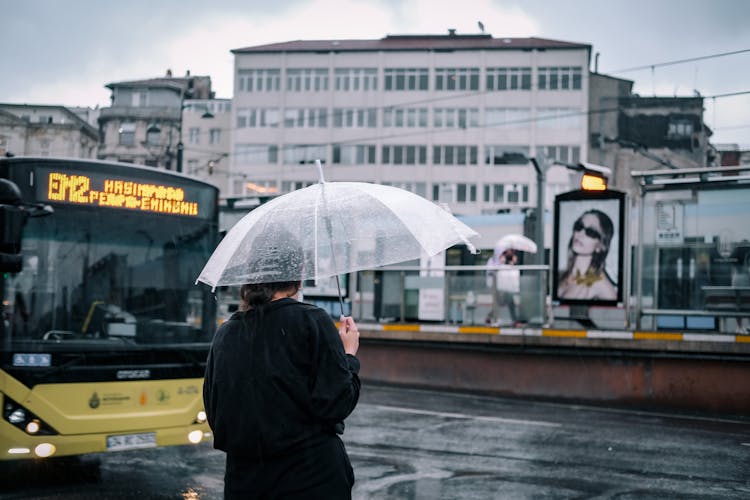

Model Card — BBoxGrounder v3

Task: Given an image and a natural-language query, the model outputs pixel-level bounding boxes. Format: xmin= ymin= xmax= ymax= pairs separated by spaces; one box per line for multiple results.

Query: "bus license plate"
xmin=106 ymin=432 xmax=157 ymax=451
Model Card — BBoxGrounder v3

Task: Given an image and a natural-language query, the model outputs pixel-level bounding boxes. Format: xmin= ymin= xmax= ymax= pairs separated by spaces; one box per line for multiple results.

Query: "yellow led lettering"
xmin=46 ymin=173 xmax=199 ymax=217
xmin=69 ymin=175 xmax=90 ymax=203
xmin=48 ymin=172 xmax=66 ymax=201
xmin=125 ymin=196 xmax=140 ymax=209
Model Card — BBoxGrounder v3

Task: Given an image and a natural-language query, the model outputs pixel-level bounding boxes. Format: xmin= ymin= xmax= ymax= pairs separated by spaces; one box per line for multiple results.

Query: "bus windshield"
xmin=4 ymin=204 xmax=217 ymax=348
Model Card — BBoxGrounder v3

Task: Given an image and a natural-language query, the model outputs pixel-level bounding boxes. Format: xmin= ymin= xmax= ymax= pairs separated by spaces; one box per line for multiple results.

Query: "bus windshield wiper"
xmin=36 ymin=353 xmax=88 ymax=382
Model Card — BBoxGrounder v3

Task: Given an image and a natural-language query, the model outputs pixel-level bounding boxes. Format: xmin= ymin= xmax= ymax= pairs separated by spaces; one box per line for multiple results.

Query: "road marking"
xmin=365 ymin=403 xmax=561 ymax=427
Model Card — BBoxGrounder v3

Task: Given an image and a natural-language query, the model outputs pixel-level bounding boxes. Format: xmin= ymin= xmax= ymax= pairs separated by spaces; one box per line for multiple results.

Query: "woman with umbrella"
xmin=485 ymin=235 xmax=535 ymax=326
xmin=202 ymin=233 xmax=362 ymax=499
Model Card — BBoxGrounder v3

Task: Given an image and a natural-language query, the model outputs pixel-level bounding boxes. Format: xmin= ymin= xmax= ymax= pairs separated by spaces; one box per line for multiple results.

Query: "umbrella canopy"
xmin=495 ymin=234 xmax=538 ymax=254
xmin=197 ymin=181 xmax=479 ymax=290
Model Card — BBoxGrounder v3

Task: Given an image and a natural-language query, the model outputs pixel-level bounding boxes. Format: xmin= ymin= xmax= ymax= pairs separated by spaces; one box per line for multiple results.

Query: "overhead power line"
xmin=608 ymin=48 xmax=750 ymax=74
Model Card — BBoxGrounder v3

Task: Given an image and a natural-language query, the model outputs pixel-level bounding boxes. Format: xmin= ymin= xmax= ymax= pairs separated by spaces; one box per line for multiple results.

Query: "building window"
xmin=234 ymin=144 xmax=278 ymax=164
xmin=535 ymin=108 xmax=582 ymax=129
xmin=383 ymin=182 xmax=427 ymax=198
xmin=433 ymin=183 xmax=476 ymax=203
xmin=484 ymin=108 xmax=531 ymax=127
xmin=283 ymin=108 xmax=328 ymax=128
xmin=118 ymin=122 xmax=135 ymax=146
xmin=131 ymin=91 xmax=148 ymax=107
xmin=536 ymin=145 xmax=581 ymax=164
xmin=332 ymin=108 xmax=377 ymax=128
xmin=332 ymin=145 xmax=376 ymax=165
xmin=334 ymin=68 xmax=378 ymax=91
xmin=433 ymin=108 xmax=479 ymax=128
xmin=146 ymin=123 xmax=160 ymax=146
xmin=505 ymin=184 xmax=528 ymax=204
xmin=384 ymin=68 xmax=429 ymax=91
xmin=283 ymin=145 xmax=327 ymax=165
xmin=281 ymin=180 xmax=315 ymax=193
xmin=382 ymin=107 xmax=427 ymax=128
xmin=188 ymin=127 xmax=200 ymax=144
xmin=484 ymin=145 xmax=529 ymax=165
xmin=483 ymin=184 xmax=505 ymax=203
xmin=238 ymin=69 xmax=281 ymax=92
xmin=668 ymin=119 xmax=694 ymax=138
xmin=236 ymin=108 xmax=281 ymax=128
xmin=209 ymin=128 xmax=221 ymax=144
xmin=286 ymin=68 xmax=329 ymax=92
xmin=456 ymin=184 xmax=477 ymax=203
xmin=433 ymin=145 xmax=478 ymax=165
xmin=486 ymin=67 xmax=532 ymax=90
xmin=434 ymin=68 xmax=479 ymax=91
xmin=381 ymin=145 xmax=427 ymax=165
xmin=537 ymin=66 xmax=583 ymax=90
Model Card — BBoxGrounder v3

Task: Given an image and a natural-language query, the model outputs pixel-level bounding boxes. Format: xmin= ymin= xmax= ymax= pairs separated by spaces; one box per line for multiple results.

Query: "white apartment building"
xmin=182 ymin=98 xmax=232 ymax=193
xmin=230 ymin=32 xmax=591 ymax=216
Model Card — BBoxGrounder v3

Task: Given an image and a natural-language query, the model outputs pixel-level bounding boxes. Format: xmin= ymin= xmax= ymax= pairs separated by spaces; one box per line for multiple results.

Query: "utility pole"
xmin=529 ymin=157 xmax=546 ymax=266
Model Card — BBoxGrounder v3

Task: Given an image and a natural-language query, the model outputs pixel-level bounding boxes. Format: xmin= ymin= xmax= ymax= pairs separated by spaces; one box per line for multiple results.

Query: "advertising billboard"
xmin=553 ymin=190 xmax=626 ymax=305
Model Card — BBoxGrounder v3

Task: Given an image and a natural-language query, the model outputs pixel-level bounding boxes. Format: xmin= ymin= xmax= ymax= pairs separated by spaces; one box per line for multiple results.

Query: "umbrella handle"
xmin=335 ymin=274 xmax=345 ymax=317
xmin=315 ymin=159 xmax=325 ymax=183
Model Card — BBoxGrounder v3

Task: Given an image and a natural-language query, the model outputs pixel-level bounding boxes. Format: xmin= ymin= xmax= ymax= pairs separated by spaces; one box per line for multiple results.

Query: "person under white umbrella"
xmin=485 ymin=234 xmax=537 ymax=326
xmin=199 ymin=161 xmax=478 ymax=498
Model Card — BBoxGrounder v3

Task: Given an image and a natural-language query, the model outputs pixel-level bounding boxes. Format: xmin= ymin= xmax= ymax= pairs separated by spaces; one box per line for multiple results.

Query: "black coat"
xmin=203 ymin=298 xmax=361 ymax=459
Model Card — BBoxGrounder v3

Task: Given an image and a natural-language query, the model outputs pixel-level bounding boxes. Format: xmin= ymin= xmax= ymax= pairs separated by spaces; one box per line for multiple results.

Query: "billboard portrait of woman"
xmin=553 ymin=191 xmax=625 ymax=305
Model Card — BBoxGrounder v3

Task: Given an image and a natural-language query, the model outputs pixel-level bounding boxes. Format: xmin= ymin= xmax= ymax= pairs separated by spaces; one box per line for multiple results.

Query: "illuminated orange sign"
xmin=47 ymin=172 xmax=199 ymax=216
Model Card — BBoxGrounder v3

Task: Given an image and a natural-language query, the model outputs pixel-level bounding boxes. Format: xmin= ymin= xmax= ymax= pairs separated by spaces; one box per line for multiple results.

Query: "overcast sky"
xmin=3 ymin=0 xmax=749 ymax=146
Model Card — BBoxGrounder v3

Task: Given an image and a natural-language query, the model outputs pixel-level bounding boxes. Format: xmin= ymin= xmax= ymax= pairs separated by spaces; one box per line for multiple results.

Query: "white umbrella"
xmin=197 ymin=161 xmax=479 ymax=311
xmin=495 ymin=234 xmax=538 ymax=254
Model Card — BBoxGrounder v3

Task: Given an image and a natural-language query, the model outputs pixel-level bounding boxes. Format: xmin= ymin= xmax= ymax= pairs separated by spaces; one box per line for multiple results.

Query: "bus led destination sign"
xmin=46 ymin=172 xmax=200 ymax=216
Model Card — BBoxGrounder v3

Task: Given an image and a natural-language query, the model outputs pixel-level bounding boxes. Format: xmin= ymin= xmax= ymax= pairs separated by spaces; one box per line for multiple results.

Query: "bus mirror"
xmin=0 ymin=205 xmax=27 ymax=273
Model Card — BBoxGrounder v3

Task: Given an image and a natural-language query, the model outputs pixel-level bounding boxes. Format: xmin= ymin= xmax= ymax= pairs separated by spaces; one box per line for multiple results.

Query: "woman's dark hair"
xmin=561 ymin=209 xmax=614 ymax=282
xmin=239 ymin=281 xmax=301 ymax=311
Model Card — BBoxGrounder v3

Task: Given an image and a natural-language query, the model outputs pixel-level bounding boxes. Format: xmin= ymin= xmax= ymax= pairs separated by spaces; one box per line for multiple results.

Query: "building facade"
xmin=0 ymin=104 xmax=98 ymax=158
xmin=182 ymin=98 xmax=232 ymax=193
xmin=229 ymin=32 xmax=592 ymax=215
xmin=98 ymin=71 xmax=214 ymax=171
xmin=588 ymin=73 xmax=713 ymax=195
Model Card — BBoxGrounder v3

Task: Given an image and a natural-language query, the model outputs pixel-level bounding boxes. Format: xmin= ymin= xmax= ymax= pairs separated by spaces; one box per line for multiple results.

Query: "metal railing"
xmin=347 ymin=265 xmax=549 ymax=326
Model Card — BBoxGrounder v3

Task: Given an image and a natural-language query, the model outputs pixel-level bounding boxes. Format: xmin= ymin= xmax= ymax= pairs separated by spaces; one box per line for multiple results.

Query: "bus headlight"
xmin=3 ymin=396 xmax=58 ymax=435
xmin=195 ymin=410 xmax=207 ymax=424
xmin=8 ymin=408 xmax=26 ymax=424
xmin=25 ymin=419 xmax=41 ymax=434
xmin=34 ymin=443 xmax=56 ymax=458
xmin=187 ymin=430 xmax=203 ymax=444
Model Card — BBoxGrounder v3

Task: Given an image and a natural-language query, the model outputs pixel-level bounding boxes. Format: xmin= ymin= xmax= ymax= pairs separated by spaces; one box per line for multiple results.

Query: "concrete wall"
xmin=359 ymin=337 xmax=750 ymax=415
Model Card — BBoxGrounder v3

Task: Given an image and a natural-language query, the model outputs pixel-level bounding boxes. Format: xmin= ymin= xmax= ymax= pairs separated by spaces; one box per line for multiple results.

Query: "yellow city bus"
xmin=0 ymin=157 xmax=219 ymax=461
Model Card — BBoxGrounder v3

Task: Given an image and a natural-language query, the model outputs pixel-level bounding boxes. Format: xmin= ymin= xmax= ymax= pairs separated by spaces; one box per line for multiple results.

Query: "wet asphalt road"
xmin=1 ymin=383 xmax=749 ymax=499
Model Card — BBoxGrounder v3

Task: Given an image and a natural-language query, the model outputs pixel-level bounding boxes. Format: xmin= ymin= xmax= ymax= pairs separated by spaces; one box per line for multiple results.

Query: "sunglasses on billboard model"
xmin=573 ymin=220 xmax=602 ymax=240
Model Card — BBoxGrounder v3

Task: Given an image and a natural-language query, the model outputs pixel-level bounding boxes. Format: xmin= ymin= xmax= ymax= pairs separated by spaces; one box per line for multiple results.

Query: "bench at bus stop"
xmin=701 ymin=285 xmax=750 ymax=332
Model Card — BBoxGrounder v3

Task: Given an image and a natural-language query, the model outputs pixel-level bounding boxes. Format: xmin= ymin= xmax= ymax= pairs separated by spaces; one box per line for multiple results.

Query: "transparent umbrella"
xmin=495 ymin=234 xmax=538 ymax=254
xmin=196 ymin=161 xmax=479 ymax=312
